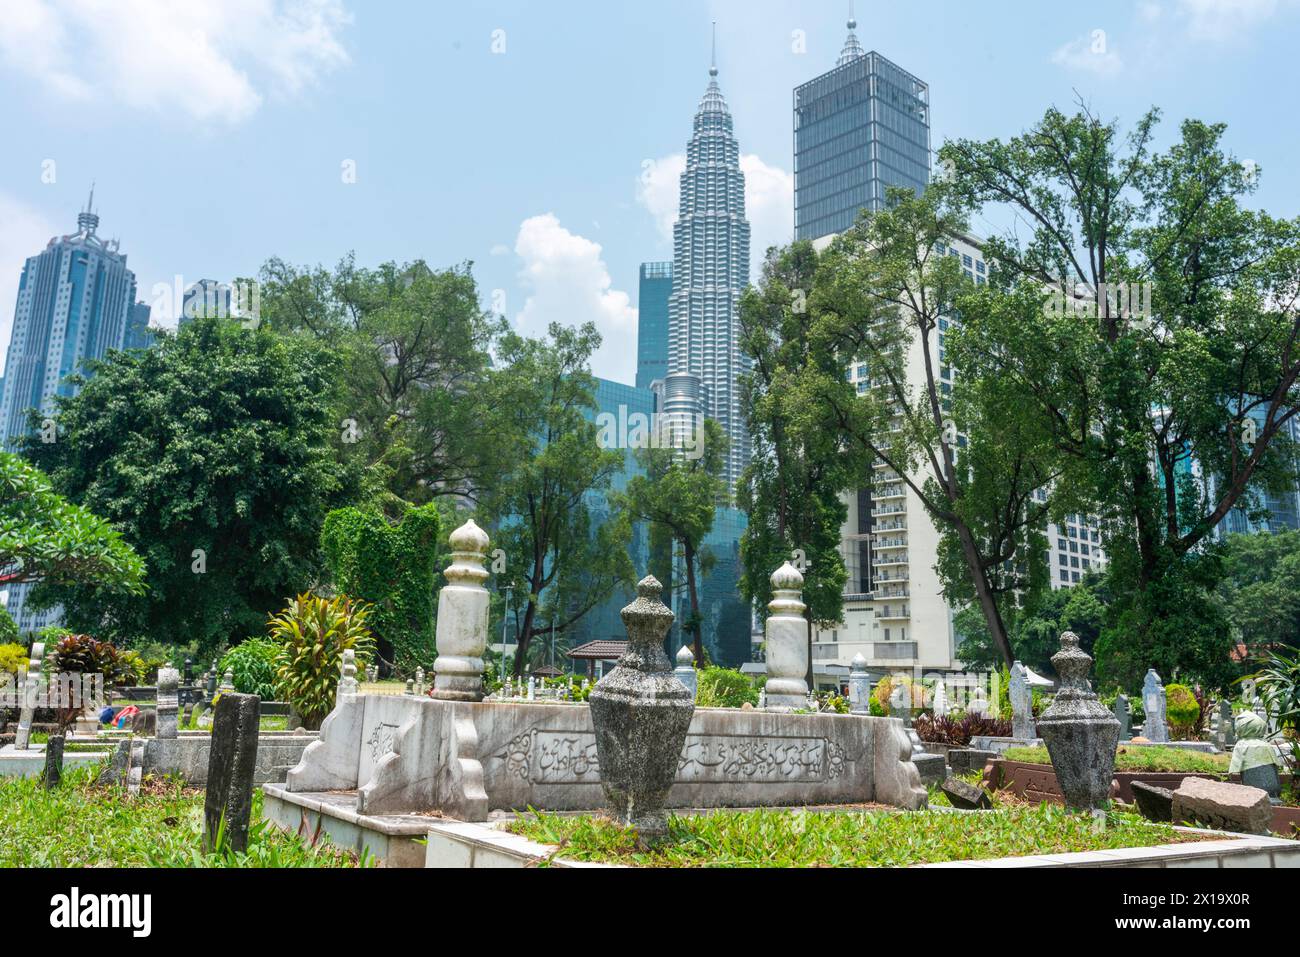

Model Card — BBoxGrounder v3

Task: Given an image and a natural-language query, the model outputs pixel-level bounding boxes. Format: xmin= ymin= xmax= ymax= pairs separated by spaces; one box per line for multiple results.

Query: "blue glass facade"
xmin=794 ymin=33 xmax=930 ymax=242
xmin=636 ymin=262 xmax=672 ymax=390
xmin=0 ymin=197 xmax=139 ymax=450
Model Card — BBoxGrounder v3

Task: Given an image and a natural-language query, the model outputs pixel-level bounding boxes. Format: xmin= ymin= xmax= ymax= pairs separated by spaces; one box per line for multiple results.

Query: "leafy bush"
xmin=219 ymin=638 xmax=283 ymax=700
xmin=46 ymin=634 xmax=133 ymax=685
xmin=0 ymin=643 xmax=28 ymax=675
xmin=117 ymin=650 xmax=148 ymax=686
xmin=0 ymin=606 xmax=17 ymax=645
xmin=872 ymin=675 xmax=922 ymax=712
xmin=816 ymin=691 xmax=850 ymax=714
xmin=696 ymin=666 xmax=759 ymax=709
xmin=1165 ymin=683 xmax=1200 ymax=738
xmin=268 ymin=593 xmax=375 ymax=730
xmin=914 ymin=712 xmax=1014 ymax=746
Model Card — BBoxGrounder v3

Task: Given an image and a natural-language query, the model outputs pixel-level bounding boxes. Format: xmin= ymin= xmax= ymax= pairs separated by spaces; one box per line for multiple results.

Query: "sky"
xmin=1 ymin=0 xmax=1297 ymax=384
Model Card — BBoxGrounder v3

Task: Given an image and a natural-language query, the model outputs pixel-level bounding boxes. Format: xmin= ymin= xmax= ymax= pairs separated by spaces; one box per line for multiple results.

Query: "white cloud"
xmin=0 ymin=0 xmax=351 ymax=125
xmin=1051 ymin=31 xmax=1124 ymax=75
xmin=0 ymin=194 xmax=59 ymax=377
xmin=512 ymin=213 xmax=638 ymax=385
xmin=635 ymin=153 xmax=793 ymax=278
xmin=1177 ymin=0 xmax=1291 ymax=39
xmin=740 ymin=154 xmax=795 ymax=273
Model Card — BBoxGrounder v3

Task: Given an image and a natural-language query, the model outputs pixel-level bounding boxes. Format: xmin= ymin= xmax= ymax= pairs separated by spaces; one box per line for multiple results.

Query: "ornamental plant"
xmin=0 ymin=606 xmax=18 ymax=646
xmin=913 ymin=712 xmax=1013 ymax=746
xmin=1165 ymin=683 xmax=1201 ymax=739
xmin=268 ymin=593 xmax=374 ymax=730
xmin=0 ymin=643 xmax=28 ymax=676
xmin=219 ymin=638 xmax=283 ymax=701
xmin=696 ymin=666 xmax=759 ymax=709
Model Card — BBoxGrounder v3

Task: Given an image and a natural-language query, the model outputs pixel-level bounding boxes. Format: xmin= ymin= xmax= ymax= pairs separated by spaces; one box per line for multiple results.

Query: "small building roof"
xmin=566 ymin=640 xmax=627 ymax=660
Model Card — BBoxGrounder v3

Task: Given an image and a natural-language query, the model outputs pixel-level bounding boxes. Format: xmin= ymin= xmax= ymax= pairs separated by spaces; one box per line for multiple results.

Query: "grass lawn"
xmin=506 ymin=803 xmax=1199 ymax=867
xmin=0 ymin=764 xmax=366 ymax=867
xmin=1003 ymin=745 xmax=1230 ymax=774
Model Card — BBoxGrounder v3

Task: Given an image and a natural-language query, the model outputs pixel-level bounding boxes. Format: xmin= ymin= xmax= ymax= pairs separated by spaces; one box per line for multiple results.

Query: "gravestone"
xmin=1131 ymin=781 xmax=1174 ymax=822
xmin=942 ymin=778 xmax=992 ymax=810
xmin=1113 ymin=693 xmax=1131 ymax=740
xmin=888 ymin=682 xmax=909 ymax=722
xmin=967 ymin=685 xmax=990 ymax=717
xmin=1142 ymin=669 xmax=1169 ymax=743
xmin=336 ymin=648 xmax=359 ymax=707
xmin=948 ymin=748 xmax=997 ymax=775
xmin=97 ymin=739 xmax=132 ymax=787
xmin=673 ymin=645 xmax=698 ymax=701
xmin=911 ymin=752 xmax=945 ymax=787
xmin=203 ymin=692 xmax=261 ymax=853
xmin=431 ymin=520 xmax=491 ymax=702
xmin=405 ymin=679 xmax=415 ymax=696
xmin=14 ymin=642 xmax=46 ymax=750
xmin=1240 ymin=764 xmax=1283 ymax=803
xmin=763 ymin=563 xmax=809 ymax=711
xmin=589 ymin=576 xmax=695 ymax=847
xmin=1172 ymin=778 xmax=1271 ymax=835
xmin=1009 ymin=661 xmax=1033 ymax=740
xmin=932 ymin=679 xmax=949 ymax=717
xmin=366 ymin=665 xmax=378 ymax=685
xmin=42 ymin=735 xmax=65 ymax=789
xmin=1220 ymin=700 xmax=1236 ymax=748
xmin=157 ymin=667 xmax=179 ymax=740
xmin=849 ymin=654 xmax=870 ymax=715
xmin=414 ymin=667 xmax=425 ymax=697
xmin=220 ymin=669 xmax=235 ymax=693
xmin=1036 ymin=632 xmax=1120 ymax=812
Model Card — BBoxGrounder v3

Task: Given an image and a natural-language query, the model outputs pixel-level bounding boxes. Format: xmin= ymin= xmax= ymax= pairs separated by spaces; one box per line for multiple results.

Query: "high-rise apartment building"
xmin=636 ymin=262 xmax=672 ymax=390
xmin=793 ymin=17 xmax=930 ymax=243
xmin=666 ymin=43 xmax=751 ymax=490
xmin=0 ymin=192 xmax=140 ymax=451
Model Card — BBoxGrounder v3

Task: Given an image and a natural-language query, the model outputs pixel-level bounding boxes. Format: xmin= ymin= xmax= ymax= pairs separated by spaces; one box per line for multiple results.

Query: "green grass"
xmin=506 ymin=803 xmax=1197 ymax=867
xmin=1003 ymin=745 xmax=1230 ymax=774
xmin=0 ymin=764 xmax=368 ymax=867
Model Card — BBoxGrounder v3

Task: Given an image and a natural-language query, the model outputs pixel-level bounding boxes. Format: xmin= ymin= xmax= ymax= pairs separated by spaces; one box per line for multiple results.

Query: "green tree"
xmin=1218 ymin=530 xmax=1300 ymax=655
xmin=24 ymin=317 xmax=355 ymax=655
xmin=0 ymin=451 xmax=145 ymax=604
xmin=738 ymin=242 xmax=850 ymax=684
xmin=481 ymin=322 xmax=634 ymax=677
xmin=618 ymin=418 xmax=729 ymax=665
xmin=813 ymin=184 xmax=1063 ymax=667
xmin=258 ymin=256 xmax=509 ymax=508
xmin=942 ymin=107 xmax=1300 ymax=685
xmin=320 ymin=503 xmax=441 ymax=671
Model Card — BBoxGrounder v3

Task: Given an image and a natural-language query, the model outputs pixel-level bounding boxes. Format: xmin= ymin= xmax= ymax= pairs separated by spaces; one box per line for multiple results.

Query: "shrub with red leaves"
xmin=913 ymin=712 xmax=1013 ymax=746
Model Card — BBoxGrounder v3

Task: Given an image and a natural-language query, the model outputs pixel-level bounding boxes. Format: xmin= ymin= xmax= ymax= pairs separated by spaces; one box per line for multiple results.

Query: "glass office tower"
xmin=0 ymin=191 xmax=139 ymax=451
xmin=636 ymin=262 xmax=672 ymax=390
xmin=793 ymin=19 xmax=930 ymax=242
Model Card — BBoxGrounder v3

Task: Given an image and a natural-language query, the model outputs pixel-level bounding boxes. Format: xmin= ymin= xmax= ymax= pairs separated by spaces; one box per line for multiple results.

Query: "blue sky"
xmin=1 ymin=0 xmax=1297 ymax=384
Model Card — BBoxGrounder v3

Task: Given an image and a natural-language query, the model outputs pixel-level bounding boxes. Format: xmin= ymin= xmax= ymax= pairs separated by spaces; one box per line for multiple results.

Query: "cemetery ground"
xmin=0 ymin=763 xmax=364 ymax=867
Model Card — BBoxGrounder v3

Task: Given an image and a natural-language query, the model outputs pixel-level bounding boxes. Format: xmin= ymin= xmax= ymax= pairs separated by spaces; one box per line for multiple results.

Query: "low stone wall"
xmin=284 ymin=695 xmax=926 ymax=820
xmin=148 ymin=731 xmax=317 ymax=786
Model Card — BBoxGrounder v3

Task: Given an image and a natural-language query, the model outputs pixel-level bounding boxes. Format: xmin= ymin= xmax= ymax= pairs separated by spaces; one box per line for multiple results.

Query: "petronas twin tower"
xmin=666 ymin=36 xmax=751 ymax=490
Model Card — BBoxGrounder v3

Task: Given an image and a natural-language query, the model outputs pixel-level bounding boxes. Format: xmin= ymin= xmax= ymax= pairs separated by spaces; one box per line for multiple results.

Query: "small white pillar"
xmin=763 ymin=562 xmax=808 ymax=711
xmin=431 ymin=519 xmax=491 ymax=702
xmin=336 ymin=648 xmax=359 ymax=706
xmin=14 ymin=642 xmax=46 ymax=750
xmin=849 ymin=653 xmax=870 ymax=714
xmin=674 ymin=645 xmax=698 ymax=701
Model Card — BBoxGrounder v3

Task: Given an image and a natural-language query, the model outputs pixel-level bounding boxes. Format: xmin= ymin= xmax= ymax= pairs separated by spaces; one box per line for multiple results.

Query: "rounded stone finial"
xmin=449 ymin=518 xmax=490 ymax=555
xmin=770 ymin=561 xmax=804 ymax=591
xmin=851 ymin=653 xmax=868 ymax=670
xmin=676 ymin=644 xmax=695 ymax=666
xmin=636 ymin=575 xmax=664 ymax=599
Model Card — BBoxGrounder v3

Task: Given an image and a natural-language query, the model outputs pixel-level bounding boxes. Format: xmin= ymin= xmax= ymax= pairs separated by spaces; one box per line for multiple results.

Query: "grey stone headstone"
xmin=1131 ymin=781 xmax=1174 ymax=822
xmin=589 ymin=576 xmax=694 ymax=847
xmin=1009 ymin=661 xmax=1033 ymax=740
xmin=1036 ymin=632 xmax=1121 ymax=812
xmin=97 ymin=739 xmax=132 ymax=787
xmin=14 ymin=642 xmax=46 ymax=750
xmin=1113 ymin=693 xmax=1131 ymax=740
xmin=1220 ymin=700 xmax=1236 ymax=748
xmin=203 ymin=692 xmax=261 ymax=853
xmin=911 ymin=752 xmax=946 ymax=788
xmin=942 ymin=778 xmax=992 ymax=810
xmin=1141 ymin=669 xmax=1168 ymax=743
xmin=42 ymin=735 xmax=65 ymax=789
xmin=157 ymin=667 xmax=179 ymax=740
xmin=1240 ymin=764 xmax=1282 ymax=803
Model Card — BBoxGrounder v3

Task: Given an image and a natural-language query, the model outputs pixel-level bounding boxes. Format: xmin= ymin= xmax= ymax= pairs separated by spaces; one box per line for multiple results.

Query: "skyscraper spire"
xmin=837 ymin=2 xmax=865 ymax=66
xmin=710 ymin=20 xmax=717 ymax=76
xmin=77 ymin=182 xmax=100 ymax=235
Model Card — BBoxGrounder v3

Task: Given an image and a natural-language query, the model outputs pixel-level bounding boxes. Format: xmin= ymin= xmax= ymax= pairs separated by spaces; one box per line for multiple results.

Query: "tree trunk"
xmin=684 ymin=540 xmax=703 ymax=666
xmin=513 ymin=598 xmax=537 ymax=678
xmin=955 ymin=521 xmax=1015 ymax=668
